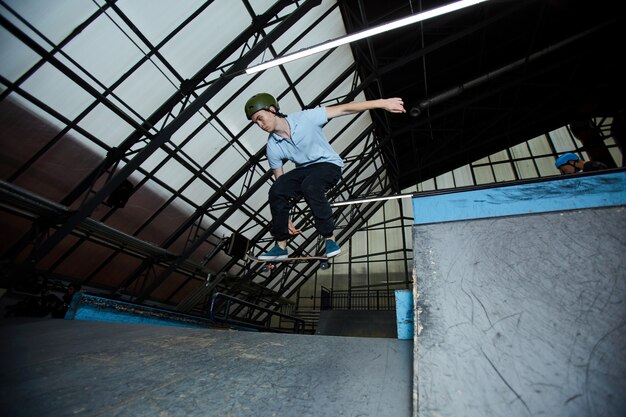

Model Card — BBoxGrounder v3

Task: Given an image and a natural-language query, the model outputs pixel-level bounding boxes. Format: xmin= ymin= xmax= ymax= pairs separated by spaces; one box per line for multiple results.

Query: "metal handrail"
xmin=319 ymin=287 xmax=397 ymax=311
xmin=209 ymin=292 xmax=305 ymax=333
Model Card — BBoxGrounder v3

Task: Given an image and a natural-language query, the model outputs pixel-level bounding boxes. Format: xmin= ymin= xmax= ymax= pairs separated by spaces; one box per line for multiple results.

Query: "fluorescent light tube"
xmin=331 ymin=194 xmax=413 ymax=207
xmin=246 ymin=0 xmax=489 ymax=74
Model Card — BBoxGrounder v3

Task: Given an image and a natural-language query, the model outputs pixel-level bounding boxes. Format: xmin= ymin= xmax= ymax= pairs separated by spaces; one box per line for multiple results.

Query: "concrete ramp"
xmin=0 ymin=318 xmax=412 ymax=417
xmin=316 ymin=310 xmax=397 ymax=338
xmin=411 ymin=170 xmax=626 ymax=417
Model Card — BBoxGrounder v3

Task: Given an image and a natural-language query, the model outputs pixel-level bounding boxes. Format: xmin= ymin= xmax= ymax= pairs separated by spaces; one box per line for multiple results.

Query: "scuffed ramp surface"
xmin=0 ymin=319 xmax=412 ymax=417
xmin=413 ymin=207 xmax=626 ymax=417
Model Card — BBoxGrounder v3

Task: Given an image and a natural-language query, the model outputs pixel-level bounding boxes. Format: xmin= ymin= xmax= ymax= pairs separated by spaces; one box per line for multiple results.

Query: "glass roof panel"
xmin=153 ymin=158 xmax=194 ymax=191
xmin=112 ymin=59 xmax=178 ymax=120
xmin=3 ymin=0 xmax=97 ymax=45
xmin=77 ymin=103 xmax=135 ymax=150
xmin=180 ymin=177 xmax=216 ymax=207
xmin=158 ymin=0 xmax=250 ymax=80
xmin=115 ymin=0 xmax=206 ymax=46
xmin=0 ymin=29 xmax=40 ymax=85
xmin=61 ymin=11 xmax=145 ymax=86
xmin=20 ymin=62 xmax=95 ymax=121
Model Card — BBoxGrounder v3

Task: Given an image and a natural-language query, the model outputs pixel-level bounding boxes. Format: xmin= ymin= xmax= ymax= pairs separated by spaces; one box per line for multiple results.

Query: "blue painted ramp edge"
xmin=412 ymin=170 xmax=626 ymax=225
xmin=65 ymin=293 xmax=210 ymax=329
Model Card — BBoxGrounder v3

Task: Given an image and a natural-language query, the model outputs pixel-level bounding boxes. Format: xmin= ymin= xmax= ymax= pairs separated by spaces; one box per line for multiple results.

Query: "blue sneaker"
xmin=258 ymin=245 xmax=288 ymax=260
xmin=325 ymin=240 xmax=341 ymax=257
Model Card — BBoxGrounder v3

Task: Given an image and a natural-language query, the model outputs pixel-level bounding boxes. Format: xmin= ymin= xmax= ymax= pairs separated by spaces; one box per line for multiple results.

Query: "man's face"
xmin=251 ymin=108 xmax=276 ymax=132
xmin=559 ymin=161 xmax=577 ymax=175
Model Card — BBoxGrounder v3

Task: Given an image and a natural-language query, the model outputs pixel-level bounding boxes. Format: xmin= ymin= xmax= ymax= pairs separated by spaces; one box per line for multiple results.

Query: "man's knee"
xmin=302 ymin=179 xmax=331 ymax=201
xmin=268 ymin=179 xmax=286 ymax=200
xmin=269 ymin=182 xmax=302 ymax=207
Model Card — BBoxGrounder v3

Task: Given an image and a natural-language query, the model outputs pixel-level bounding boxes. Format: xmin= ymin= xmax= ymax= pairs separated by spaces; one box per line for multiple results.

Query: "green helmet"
xmin=244 ymin=93 xmax=279 ymax=119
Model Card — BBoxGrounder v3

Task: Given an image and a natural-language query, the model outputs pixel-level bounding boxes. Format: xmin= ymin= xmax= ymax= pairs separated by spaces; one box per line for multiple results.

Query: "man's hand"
xmin=382 ymin=97 xmax=406 ymax=113
xmin=288 ymin=219 xmax=302 ymax=235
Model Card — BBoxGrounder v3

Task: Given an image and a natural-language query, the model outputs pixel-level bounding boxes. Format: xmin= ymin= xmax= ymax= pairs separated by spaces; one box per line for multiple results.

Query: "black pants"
xmin=269 ymin=162 xmax=342 ymax=241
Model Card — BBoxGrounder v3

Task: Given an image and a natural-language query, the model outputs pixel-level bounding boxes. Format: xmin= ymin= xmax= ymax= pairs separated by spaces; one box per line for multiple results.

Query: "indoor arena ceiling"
xmin=341 ymin=0 xmax=624 ymax=189
xmin=1 ymin=0 xmax=624 ymax=311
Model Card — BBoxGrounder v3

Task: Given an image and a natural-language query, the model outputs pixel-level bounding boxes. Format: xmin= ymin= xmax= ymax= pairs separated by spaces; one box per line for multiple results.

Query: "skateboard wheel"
xmin=320 ymin=261 xmax=330 ymax=270
xmin=262 ymin=265 xmax=270 ymax=273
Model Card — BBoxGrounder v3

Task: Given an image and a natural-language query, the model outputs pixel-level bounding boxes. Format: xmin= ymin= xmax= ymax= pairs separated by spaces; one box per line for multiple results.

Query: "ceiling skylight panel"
xmin=247 ymin=0 xmax=298 ymax=16
xmin=205 ymin=77 xmax=254 ymax=132
xmin=0 ymin=29 xmax=40 ymax=84
xmin=260 ymin=2 xmax=345 ymax=76
xmin=329 ymin=119 xmax=371 ymax=157
xmin=211 ymin=1 xmax=335 ymax=81
xmin=158 ymin=0 xmax=249 ymax=80
xmin=2 ymin=0 xmax=97 ymax=45
xmin=180 ymin=177 xmax=216 ymax=207
xmin=242 ymin=182 xmax=270 ymax=214
xmin=137 ymin=147 xmax=170 ymax=174
xmin=549 ymin=126 xmax=575 ymax=153
xmin=19 ymin=62 xmax=95 ymax=123
xmin=75 ymin=103 xmax=135 ymax=151
xmin=211 ymin=145 xmax=253 ymax=181
xmin=61 ymin=12 xmax=145 ymax=86
xmin=292 ymin=45 xmax=354 ymax=103
xmin=264 ymin=0 xmax=340 ymax=53
xmin=169 ymin=110 xmax=213 ymax=148
xmin=179 ymin=119 xmax=236 ymax=167
xmin=115 ymin=0 xmax=201 ymax=46
xmin=237 ymin=128 xmax=268 ymax=156
xmin=317 ymin=83 xmax=370 ymax=142
xmin=112 ymin=59 xmax=178 ymax=121
xmin=152 ymin=158 xmax=194 ymax=191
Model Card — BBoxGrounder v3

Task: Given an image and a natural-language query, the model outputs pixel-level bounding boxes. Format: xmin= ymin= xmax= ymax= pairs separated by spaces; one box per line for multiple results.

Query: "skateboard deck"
xmin=247 ymin=254 xmax=330 ymax=262
xmin=246 ymin=253 xmax=337 ymax=272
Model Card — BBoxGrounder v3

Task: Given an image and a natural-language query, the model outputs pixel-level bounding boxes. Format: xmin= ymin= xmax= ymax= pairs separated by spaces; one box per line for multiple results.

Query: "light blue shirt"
xmin=266 ymin=107 xmax=344 ymax=170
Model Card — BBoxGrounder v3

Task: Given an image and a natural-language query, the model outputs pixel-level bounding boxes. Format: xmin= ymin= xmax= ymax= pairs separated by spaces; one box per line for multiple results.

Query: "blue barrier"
xmin=65 ymin=293 xmax=211 ymax=329
xmin=394 ymin=290 xmax=414 ymax=340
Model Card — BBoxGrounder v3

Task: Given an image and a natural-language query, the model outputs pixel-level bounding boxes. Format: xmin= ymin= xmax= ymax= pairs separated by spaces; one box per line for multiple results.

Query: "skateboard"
xmin=246 ymin=254 xmax=334 ymax=272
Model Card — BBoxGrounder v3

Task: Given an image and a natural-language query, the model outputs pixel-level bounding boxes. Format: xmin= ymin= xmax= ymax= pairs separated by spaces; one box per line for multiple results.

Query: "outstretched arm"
xmin=326 ymin=98 xmax=405 ymax=119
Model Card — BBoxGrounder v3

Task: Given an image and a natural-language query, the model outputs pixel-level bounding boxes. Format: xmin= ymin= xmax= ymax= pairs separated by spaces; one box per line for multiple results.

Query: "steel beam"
xmin=23 ymin=0 xmax=322 ymax=266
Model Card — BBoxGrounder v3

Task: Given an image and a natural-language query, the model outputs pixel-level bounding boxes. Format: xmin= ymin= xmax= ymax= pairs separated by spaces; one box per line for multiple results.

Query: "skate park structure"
xmin=1 ymin=2 xmax=624 ymax=415
xmin=411 ymin=169 xmax=626 ymax=416
xmin=2 ymin=169 xmax=625 ymax=417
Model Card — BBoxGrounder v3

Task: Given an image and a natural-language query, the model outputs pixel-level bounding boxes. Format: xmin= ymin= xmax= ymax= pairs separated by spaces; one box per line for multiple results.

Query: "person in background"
xmin=51 ymin=283 xmax=82 ymax=318
xmin=245 ymin=93 xmax=405 ymax=259
xmin=555 ymin=152 xmax=608 ymax=175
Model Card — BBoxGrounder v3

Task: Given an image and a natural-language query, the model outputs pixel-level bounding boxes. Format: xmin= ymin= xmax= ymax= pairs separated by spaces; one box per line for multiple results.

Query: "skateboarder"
xmin=555 ymin=152 xmax=608 ymax=174
xmin=244 ymin=93 xmax=405 ymax=260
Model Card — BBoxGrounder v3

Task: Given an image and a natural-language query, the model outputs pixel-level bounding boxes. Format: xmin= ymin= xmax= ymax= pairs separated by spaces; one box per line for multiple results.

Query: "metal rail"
xmin=209 ymin=292 xmax=304 ymax=334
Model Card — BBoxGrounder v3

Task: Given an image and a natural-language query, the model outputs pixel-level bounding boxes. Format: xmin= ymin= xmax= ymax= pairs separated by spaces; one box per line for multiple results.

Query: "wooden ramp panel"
xmin=411 ymin=171 xmax=626 ymax=417
xmin=0 ymin=318 xmax=412 ymax=417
